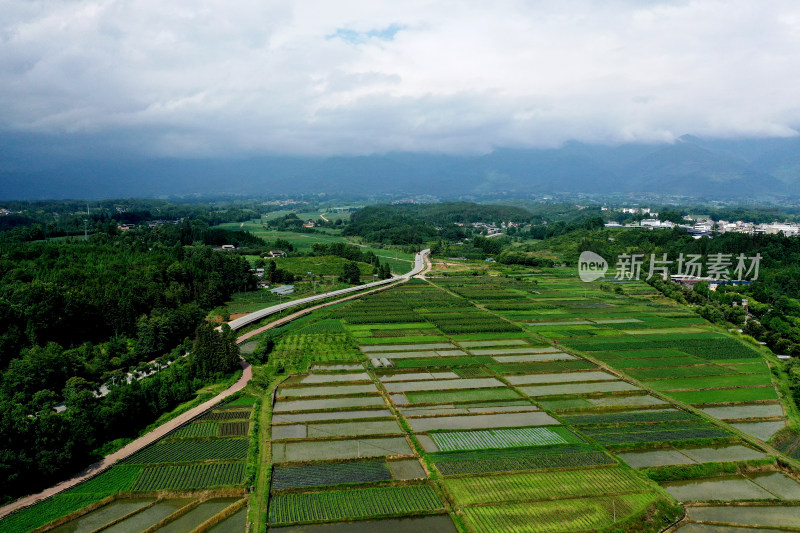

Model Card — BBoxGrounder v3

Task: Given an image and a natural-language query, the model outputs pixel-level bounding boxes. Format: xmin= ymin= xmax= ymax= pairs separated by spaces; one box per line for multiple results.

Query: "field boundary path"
xmin=0 ymin=249 xmax=428 ymax=521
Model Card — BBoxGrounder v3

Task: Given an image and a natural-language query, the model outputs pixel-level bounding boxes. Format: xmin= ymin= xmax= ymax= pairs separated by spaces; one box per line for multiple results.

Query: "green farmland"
xmin=6 ymin=262 xmax=800 ymax=533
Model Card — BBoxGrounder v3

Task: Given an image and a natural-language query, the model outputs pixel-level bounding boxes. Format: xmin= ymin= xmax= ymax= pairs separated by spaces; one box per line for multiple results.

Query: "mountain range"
xmin=1 ymin=134 xmax=799 ymax=200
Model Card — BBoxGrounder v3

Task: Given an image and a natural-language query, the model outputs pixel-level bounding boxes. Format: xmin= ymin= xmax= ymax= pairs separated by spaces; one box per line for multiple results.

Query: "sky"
xmin=1 ymin=0 xmax=800 ymax=159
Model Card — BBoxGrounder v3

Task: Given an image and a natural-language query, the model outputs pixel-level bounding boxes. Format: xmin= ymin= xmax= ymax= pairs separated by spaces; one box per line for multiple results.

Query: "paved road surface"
xmin=228 ymin=249 xmax=429 ymax=330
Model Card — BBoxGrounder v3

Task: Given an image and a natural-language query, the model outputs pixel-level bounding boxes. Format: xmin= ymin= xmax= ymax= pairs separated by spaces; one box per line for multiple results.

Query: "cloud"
xmin=0 ymin=0 xmax=799 ymax=158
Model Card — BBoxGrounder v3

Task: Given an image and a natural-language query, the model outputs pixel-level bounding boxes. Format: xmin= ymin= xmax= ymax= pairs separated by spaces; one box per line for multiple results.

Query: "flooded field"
xmin=679 ymin=445 xmax=766 ymax=463
xmin=748 ymin=472 xmax=800 ymax=499
xmin=686 ymin=504 xmax=800 ymax=528
xmin=679 ymin=523 xmax=784 ymax=532
xmin=207 ymin=507 xmax=248 ymax=533
xmin=618 ymin=449 xmax=695 ymax=468
xmin=588 ymin=394 xmax=667 ymax=407
xmin=49 ymin=499 xmax=155 ymax=533
xmin=157 ymin=498 xmax=240 ymax=533
xmin=384 ymin=377 xmax=504 ymax=392
xmin=272 ymin=437 xmax=413 ymax=462
xmin=700 ymin=404 xmax=784 ymax=420
xmin=273 ymin=420 xmax=401 ymax=440
xmin=290 ymin=373 xmax=371 ymax=384
xmin=730 ymin=421 xmax=785 ymax=441
xmin=274 ymin=396 xmax=386 ymax=412
xmin=506 ymin=371 xmax=616 ymax=385
xmin=618 ymin=445 xmax=766 ymax=468
xmin=469 ymin=347 xmax=558 ymax=356
xmin=272 ymin=409 xmax=393 ymax=423
xmin=103 ymin=499 xmax=193 ymax=533
xmin=387 ymin=459 xmax=426 ymax=479
xmin=664 ymin=476 xmax=777 ymax=501
xmin=409 ymin=412 xmax=556 ymax=432
xmin=379 ymin=371 xmax=459 ymax=381
xmin=278 ymin=384 xmax=378 ymax=397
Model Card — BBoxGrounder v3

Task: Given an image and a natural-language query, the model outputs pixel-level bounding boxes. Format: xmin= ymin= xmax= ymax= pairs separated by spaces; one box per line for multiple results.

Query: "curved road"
xmin=0 ymin=249 xmax=429 ymax=521
xmin=228 ymin=249 xmax=429 ymax=330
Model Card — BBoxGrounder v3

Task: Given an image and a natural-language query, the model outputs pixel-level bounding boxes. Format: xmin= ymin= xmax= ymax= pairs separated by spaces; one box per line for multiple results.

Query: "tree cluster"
xmin=0 ymin=227 xmax=255 ymax=502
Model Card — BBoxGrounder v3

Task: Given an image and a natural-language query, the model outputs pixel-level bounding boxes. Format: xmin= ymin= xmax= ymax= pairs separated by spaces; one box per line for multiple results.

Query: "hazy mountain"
xmin=1 ymin=134 xmax=798 ymax=200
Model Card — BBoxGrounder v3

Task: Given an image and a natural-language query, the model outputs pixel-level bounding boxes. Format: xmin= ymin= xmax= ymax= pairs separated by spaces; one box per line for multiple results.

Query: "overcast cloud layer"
xmin=1 ymin=0 xmax=800 ymax=157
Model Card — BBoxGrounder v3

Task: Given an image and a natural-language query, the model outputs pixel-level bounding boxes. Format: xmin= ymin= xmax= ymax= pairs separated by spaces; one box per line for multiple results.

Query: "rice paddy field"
xmin=258 ymin=270 xmax=800 ymax=532
xmin=6 ymin=264 xmax=800 ymax=533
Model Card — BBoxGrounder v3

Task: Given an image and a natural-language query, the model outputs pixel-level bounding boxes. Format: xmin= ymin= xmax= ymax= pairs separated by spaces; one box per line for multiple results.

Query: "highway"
xmin=228 ymin=249 xmax=429 ymax=331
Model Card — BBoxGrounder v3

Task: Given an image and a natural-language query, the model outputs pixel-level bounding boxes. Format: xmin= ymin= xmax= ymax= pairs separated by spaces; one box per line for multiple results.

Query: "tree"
xmin=190 ymin=322 xmax=240 ymax=380
xmin=340 ymin=261 xmax=362 ymax=284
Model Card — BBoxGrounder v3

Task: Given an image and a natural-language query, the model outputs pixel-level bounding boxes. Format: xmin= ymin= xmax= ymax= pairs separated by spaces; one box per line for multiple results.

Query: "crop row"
xmin=61 ymin=465 xmax=142 ymax=497
xmin=581 ymin=422 xmax=730 ymax=445
xmin=299 ymin=319 xmax=346 ymax=334
xmin=130 ymin=462 xmax=246 ymax=491
xmin=562 ymin=409 xmax=700 ymax=426
xmin=484 ymin=302 xmax=544 ymax=310
xmin=220 ymin=421 xmax=250 ymax=437
xmin=223 ymin=396 xmax=258 ymax=408
xmin=271 ymin=460 xmax=391 ymax=490
xmin=443 ymin=467 xmax=649 ymax=506
xmin=169 ymin=421 xmax=219 ymax=439
xmin=566 ymin=335 xmax=762 ymax=361
xmin=449 ymin=287 xmax=529 ymax=301
xmin=269 ymin=333 xmax=363 ymax=365
xmin=453 ymin=366 xmax=493 ymax=378
xmin=122 ymin=438 xmax=249 ymax=464
xmin=435 ymin=450 xmax=614 ymax=476
xmin=340 ymin=311 xmax=423 ymax=324
xmin=424 ymin=314 xmax=522 ymax=334
xmin=647 ymin=373 xmax=772 ymax=391
xmin=622 ymin=366 xmax=734 ymax=381
xmin=199 ymin=409 xmax=252 ymax=421
xmin=268 ymin=484 xmax=444 ymax=525
xmin=462 ymin=492 xmax=657 ymax=533
xmin=430 ymin=443 xmax=595 ymax=463
xmin=431 ymin=426 xmax=579 ymax=452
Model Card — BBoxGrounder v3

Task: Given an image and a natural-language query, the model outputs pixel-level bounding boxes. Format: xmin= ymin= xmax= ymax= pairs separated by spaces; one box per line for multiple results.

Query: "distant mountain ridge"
xmin=1 ymin=134 xmax=799 ymax=200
